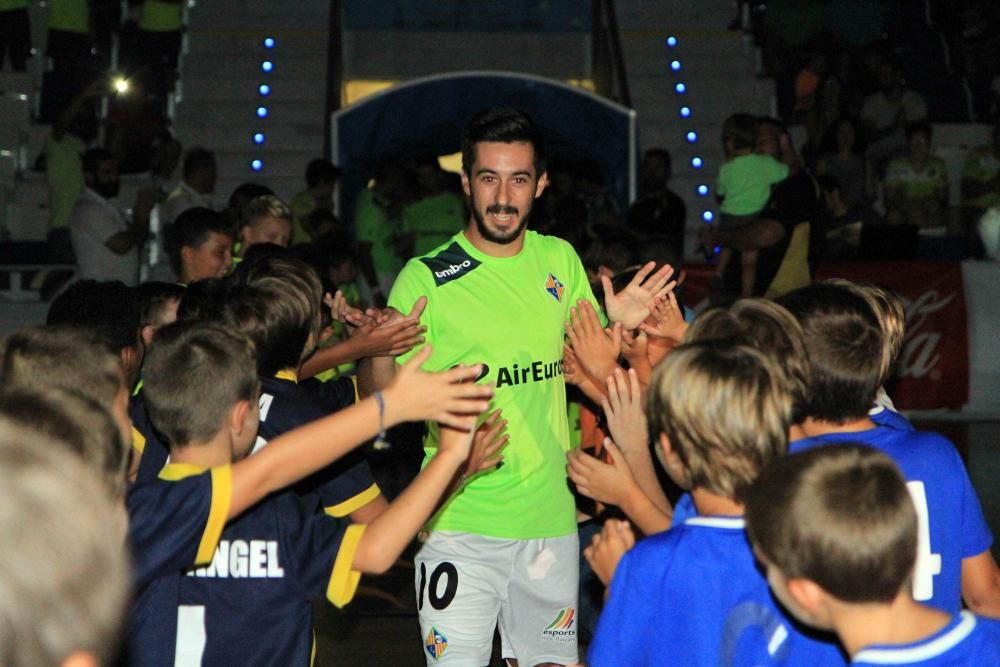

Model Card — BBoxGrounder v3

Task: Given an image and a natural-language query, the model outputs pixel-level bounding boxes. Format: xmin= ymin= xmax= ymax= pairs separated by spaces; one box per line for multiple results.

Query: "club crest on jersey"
xmin=541 ymin=607 xmax=576 ymax=641
xmin=425 ymin=627 xmax=448 ymax=660
xmin=545 ymin=273 xmax=565 ymax=302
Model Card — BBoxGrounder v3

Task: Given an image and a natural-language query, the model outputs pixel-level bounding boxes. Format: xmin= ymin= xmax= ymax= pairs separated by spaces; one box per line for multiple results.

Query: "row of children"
xmin=0 ymin=250 xmax=505 ymax=665
xmin=555 ymin=277 xmax=1000 ymax=665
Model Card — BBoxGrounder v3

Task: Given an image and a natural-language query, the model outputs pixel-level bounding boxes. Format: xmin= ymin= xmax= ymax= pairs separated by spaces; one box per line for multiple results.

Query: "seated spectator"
xmin=816 ymin=116 xmax=868 ymax=209
xmin=69 ymin=148 xmax=152 ymax=285
xmin=576 ymin=157 xmax=620 ymax=230
xmin=882 ymin=121 xmax=949 ymax=230
xmin=860 ymin=59 xmax=928 ymax=173
xmin=961 ymin=121 xmax=1000 ymax=237
xmin=290 ymin=158 xmax=340 ymax=244
xmin=625 ymin=148 xmax=686 ymax=258
xmin=817 ymin=174 xmax=881 ymax=261
xmin=161 ymin=146 xmax=216 ymax=226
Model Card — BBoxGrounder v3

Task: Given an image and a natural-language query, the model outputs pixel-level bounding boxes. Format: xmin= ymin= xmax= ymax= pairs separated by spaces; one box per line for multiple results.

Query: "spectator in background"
xmin=860 ymin=59 xmax=928 ymax=174
xmin=0 ymin=0 xmax=30 ymax=71
xmin=290 ymin=158 xmax=340 ymax=244
xmin=161 ymin=146 xmax=216 ymax=226
xmin=399 ymin=155 xmax=467 ymax=259
xmin=576 ymin=157 xmax=620 ymax=230
xmin=817 ymin=174 xmax=881 ymax=261
xmin=961 ymin=121 xmax=1000 ymax=239
xmin=224 ymin=182 xmax=273 ymax=230
xmin=626 ymin=148 xmax=687 ymax=259
xmin=39 ymin=0 xmax=97 ymax=122
xmin=137 ymin=0 xmax=184 ymax=105
xmin=816 ymin=116 xmax=869 ymax=210
xmin=355 ymin=159 xmax=410 ymax=306
xmin=883 ymin=121 xmax=949 ymax=231
xmin=45 ymin=79 xmax=106 ymax=265
xmin=69 ymin=148 xmax=151 ymax=285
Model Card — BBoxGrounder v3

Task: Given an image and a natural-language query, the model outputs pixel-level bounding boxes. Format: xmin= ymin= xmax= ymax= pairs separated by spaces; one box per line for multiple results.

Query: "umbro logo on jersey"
xmin=421 ymin=242 xmax=481 ymax=286
xmin=545 ymin=273 xmax=565 ymax=302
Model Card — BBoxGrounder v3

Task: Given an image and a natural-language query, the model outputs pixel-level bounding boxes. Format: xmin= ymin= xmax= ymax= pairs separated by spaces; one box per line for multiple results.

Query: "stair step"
xmin=186 ymin=27 xmax=329 ymax=55
xmin=181 ymin=75 xmax=325 ymax=102
xmin=174 ymin=99 xmax=326 ymax=128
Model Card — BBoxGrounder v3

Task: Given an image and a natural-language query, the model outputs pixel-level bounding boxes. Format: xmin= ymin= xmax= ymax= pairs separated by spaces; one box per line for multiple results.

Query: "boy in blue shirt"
xmin=746 ymin=445 xmax=1000 ymax=665
xmin=588 ymin=340 xmax=844 ymax=666
xmin=126 ymin=321 xmax=494 ymax=665
xmin=779 ymin=283 xmax=1000 ymax=618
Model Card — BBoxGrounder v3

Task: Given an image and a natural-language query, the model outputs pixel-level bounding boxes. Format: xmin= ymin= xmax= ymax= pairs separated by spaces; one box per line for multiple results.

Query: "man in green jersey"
xmin=369 ymin=108 xmax=671 ymax=666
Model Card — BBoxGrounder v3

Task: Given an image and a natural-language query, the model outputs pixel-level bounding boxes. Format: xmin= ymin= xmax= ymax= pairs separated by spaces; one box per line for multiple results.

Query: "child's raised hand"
xmin=602 ymin=367 xmax=649 ymax=458
xmin=440 ymin=409 xmax=508 ymax=487
xmin=566 ymin=300 xmax=622 ymax=383
xmin=566 ymin=438 xmax=638 ymax=508
xmin=584 ymin=518 xmax=636 ymax=586
xmin=620 ymin=329 xmax=652 ymax=384
xmin=384 ymin=346 xmax=493 ymax=430
xmin=640 ymin=290 xmax=688 ymax=343
xmin=351 ymin=314 xmax=427 ymax=358
xmin=324 ymin=290 xmax=369 ymax=330
xmin=602 ymin=262 xmax=676 ymax=330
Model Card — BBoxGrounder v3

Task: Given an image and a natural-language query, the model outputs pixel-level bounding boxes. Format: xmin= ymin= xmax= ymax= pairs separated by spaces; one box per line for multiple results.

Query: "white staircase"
xmin=174 ymin=2 xmax=331 ymax=204
xmin=616 ymin=0 xmax=775 ymax=258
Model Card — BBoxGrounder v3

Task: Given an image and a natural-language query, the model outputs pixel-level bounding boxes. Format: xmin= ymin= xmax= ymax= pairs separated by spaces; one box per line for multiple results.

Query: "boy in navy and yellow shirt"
xmin=126 ymin=320 xmax=494 ymax=665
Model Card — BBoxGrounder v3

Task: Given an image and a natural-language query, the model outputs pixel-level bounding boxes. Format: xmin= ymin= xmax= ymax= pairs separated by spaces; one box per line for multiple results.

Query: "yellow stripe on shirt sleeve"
xmin=196 ymin=465 xmax=233 ymax=565
xmin=327 ymin=523 xmax=366 ymax=607
xmin=131 ymin=426 xmax=146 ymax=454
xmin=324 ymin=483 xmax=381 ymax=518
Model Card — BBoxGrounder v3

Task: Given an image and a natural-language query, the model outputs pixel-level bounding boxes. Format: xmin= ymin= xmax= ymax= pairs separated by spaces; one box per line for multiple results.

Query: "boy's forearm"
xmin=620 ymin=482 xmax=671 ymax=535
xmin=360 ymin=355 xmax=397 ymax=397
xmin=351 ymin=449 xmax=464 ymax=573
xmin=300 ymin=338 xmax=364 ymax=380
xmin=621 ymin=446 xmax=672 ymax=518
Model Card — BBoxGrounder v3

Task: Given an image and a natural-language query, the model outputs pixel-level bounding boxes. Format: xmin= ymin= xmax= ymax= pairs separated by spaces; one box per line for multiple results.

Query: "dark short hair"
xmin=47 ymin=280 xmax=140 ymax=354
xmin=777 ymin=283 xmax=883 ymax=423
xmin=461 ymin=107 xmax=546 ymax=177
xmin=305 ymin=158 xmax=340 ymax=188
xmin=745 ymin=444 xmax=917 ymax=603
xmin=143 ymin=321 xmax=258 ymax=448
xmin=82 ymin=147 xmax=115 ymax=176
xmin=227 ymin=182 xmax=274 ymax=215
xmin=137 ymin=281 xmax=186 ymax=328
xmin=226 ymin=256 xmax=323 ymax=376
xmin=723 ymin=113 xmax=758 ymax=151
xmin=643 ymin=148 xmax=672 ymax=170
xmin=169 ymin=207 xmax=233 ymax=274
xmin=176 ymin=277 xmax=229 ymax=323
xmin=182 ymin=147 xmax=216 ymax=179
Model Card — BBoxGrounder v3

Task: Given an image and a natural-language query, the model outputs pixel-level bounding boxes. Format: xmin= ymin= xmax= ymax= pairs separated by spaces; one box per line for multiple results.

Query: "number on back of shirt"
xmin=907 ymin=481 xmax=942 ymax=601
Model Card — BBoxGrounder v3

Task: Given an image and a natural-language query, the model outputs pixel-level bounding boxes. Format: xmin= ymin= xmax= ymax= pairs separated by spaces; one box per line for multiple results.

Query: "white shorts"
xmin=415 ymin=531 xmax=580 ymax=666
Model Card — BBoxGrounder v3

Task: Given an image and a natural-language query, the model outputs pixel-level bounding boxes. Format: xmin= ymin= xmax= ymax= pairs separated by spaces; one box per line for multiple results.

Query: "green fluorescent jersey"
xmin=389 ymin=230 xmax=601 ymax=539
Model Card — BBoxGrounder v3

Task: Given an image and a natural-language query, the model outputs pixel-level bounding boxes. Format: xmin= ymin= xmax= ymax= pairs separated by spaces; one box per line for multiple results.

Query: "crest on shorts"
xmin=425 ymin=627 xmax=448 ymax=660
xmin=545 ymin=273 xmax=565 ymax=302
xmin=541 ymin=607 xmax=576 ymax=641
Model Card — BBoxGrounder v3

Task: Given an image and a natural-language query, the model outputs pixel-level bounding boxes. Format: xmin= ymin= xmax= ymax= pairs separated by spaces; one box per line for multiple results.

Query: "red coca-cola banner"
xmin=815 ymin=262 xmax=969 ymax=410
xmin=680 ymin=261 xmax=969 ymax=410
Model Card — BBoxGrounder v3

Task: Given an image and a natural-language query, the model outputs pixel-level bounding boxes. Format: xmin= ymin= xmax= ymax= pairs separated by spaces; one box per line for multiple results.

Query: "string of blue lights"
xmin=667 ymin=34 xmax=714 ymax=229
xmin=251 ymin=36 xmax=276 ymax=172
